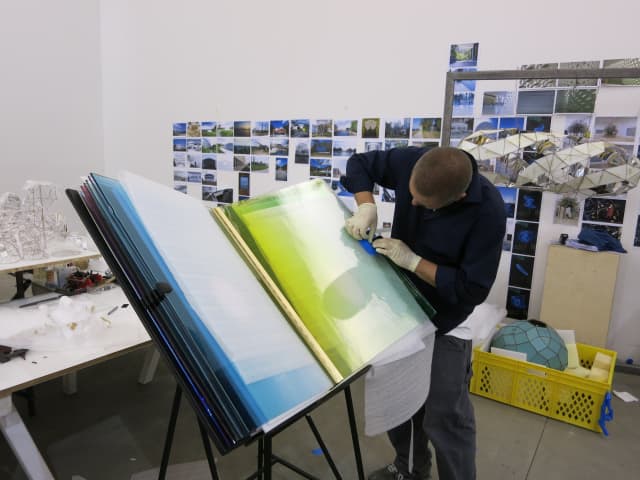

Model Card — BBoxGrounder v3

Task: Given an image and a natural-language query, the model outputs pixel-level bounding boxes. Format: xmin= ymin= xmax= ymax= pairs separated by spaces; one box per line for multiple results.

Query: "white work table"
xmin=0 ymin=286 xmax=159 ymax=480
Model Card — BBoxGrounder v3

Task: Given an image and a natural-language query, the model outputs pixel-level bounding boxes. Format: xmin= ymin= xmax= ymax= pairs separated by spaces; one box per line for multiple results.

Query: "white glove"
xmin=373 ymin=238 xmax=421 ymax=272
xmin=345 ymin=203 xmax=378 ymax=242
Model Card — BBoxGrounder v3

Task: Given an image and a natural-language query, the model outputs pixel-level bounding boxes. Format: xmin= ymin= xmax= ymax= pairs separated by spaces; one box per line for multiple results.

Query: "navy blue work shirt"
xmin=342 ymin=147 xmax=506 ymax=334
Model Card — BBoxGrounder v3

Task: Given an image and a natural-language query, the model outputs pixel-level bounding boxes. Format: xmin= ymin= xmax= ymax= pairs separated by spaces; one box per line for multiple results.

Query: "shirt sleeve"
xmin=434 ymin=207 xmax=506 ymax=308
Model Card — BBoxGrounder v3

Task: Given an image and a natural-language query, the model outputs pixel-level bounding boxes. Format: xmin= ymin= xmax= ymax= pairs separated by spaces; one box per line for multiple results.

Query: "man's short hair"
xmin=411 ymin=147 xmax=473 ymax=203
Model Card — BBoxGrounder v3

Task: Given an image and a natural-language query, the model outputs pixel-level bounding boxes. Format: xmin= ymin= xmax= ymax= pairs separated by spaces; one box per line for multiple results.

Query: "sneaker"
xmin=368 ymin=463 xmax=431 ymax=480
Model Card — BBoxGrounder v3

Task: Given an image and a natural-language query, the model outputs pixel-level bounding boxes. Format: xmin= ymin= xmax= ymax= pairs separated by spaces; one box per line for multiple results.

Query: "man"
xmin=342 ymin=146 xmax=506 ymax=480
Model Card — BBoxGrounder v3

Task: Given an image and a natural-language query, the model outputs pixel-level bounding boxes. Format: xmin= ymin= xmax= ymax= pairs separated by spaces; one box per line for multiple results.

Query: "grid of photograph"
xmin=172 ymin=116 xmax=442 ymax=205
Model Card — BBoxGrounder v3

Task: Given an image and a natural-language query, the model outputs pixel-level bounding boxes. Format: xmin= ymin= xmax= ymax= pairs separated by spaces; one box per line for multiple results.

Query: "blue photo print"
xmin=173 ymin=122 xmax=187 ymax=136
xmin=516 ymin=190 xmax=542 ymax=222
xmin=270 ymin=120 xmax=290 ymax=137
xmin=497 ymin=187 xmax=517 ymax=218
xmin=498 ymin=117 xmax=525 ymax=131
xmin=509 ymin=254 xmax=534 ymax=290
xmin=513 ymin=221 xmax=539 ymax=256
xmin=635 ymin=215 xmax=640 ymax=247
xmin=506 ymin=286 xmax=530 ymax=320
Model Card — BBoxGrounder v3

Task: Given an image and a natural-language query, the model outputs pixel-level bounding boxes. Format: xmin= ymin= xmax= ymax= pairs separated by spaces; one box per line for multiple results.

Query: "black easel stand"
xmin=158 ymin=382 xmax=365 ymax=480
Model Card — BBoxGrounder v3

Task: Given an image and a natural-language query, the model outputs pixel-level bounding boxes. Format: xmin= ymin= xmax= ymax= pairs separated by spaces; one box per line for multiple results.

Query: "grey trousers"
xmin=387 ymin=335 xmax=476 ymax=480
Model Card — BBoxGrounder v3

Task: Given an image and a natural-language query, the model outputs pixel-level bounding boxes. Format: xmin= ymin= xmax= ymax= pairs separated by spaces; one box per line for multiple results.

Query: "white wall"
xmin=0 ymin=0 xmax=104 ymax=230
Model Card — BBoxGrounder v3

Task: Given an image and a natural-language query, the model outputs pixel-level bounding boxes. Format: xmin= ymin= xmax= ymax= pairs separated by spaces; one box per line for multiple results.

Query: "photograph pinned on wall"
xmin=519 ymin=63 xmax=558 ymax=89
xmin=497 ymin=187 xmax=517 ymax=218
xmin=516 ymin=90 xmax=556 ymax=115
xmin=498 ymin=117 xmax=526 ymax=132
xmin=310 ymin=138 xmax=332 ymax=157
xmin=187 ymin=138 xmax=202 ymax=152
xmin=452 ymin=67 xmax=477 ymax=93
xmin=410 ymin=140 xmax=439 ymax=149
xmin=331 ymin=179 xmax=353 ymax=198
xmin=187 ymin=170 xmax=202 ymax=183
xmin=173 ymin=152 xmax=187 ymax=168
xmin=251 ymin=137 xmax=270 ymax=155
xmin=275 ymin=157 xmax=288 ymax=181
xmin=216 ymin=154 xmax=234 ymax=172
xmin=173 ymin=138 xmax=187 ymax=152
xmin=550 ymin=114 xmax=592 ymax=141
xmin=516 ymin=190 xmax=542 ymax=222
xmin=216 ymin=121 xmax=234 ymax=137
xmin=525 ymin=116 xmax=551 ymax=132
xmin=474 ymin=117 xmax=498 ymax=132
xmin=173 ymin=169 xmax=187 ymax=182
xmin=452 ymin=92 xmax=474 ymax=117
xmin=291 ymin=119 xmax=310 ymax=137
xmin=506 ymin=286 xmax=530 ymax=320
xmin=449 ymin=42 xmax=479 ymax=69
xmin=202 ymin=185 xmax=218 ymax=202
xmin=634 ymin=215 xmax=640 ymax=247
xmin=333 ymin=138 xmax=357 ymax=157
xmin=252 ymin=121 xmax=270 ymax=137
xmin=502 ymin=219 xmax=514 ymax=252
xmin=174 ymin=183 xmax=187 ymax=194
xmin=362 ymin=118 xmax=381 ymax=138
xmin=509 ymin=254 xmax=534 ymax=290
xmin=201 ymin=121 xmax=216 ymax=137
xmin=332 ymin=157 xmax=348 ymax=179
xmin=450 ymin=117 xmax=474 ymax=145
xmin=411 ymin=117 xmax=442 ymax=139
xmin=216 ymin=139 xmax=234 ymax=155
xmin=593 ymin=116 xmax=638 ymax=143
xmin=234 ymin=138 xmax=251 ymax=155
xmin=233 ymin=121 xmax=251 ymax=137
xmin=385 ymin=117 xmax=411 ymax=139
xmin=512 ymin=221 xmax=539 ymax=257
xmin=250 ymin=155 xmax=270 ymax=173
xmin=557 ymin=61 xmax=600 ymax=87
xmin=202 ymin=137 xmax=217 ymax=153
xmin=310 ymin=158 xmax=332 ymax=177
xmin=202 ymin=154 xmax=216 ymax=170
xmin=385 ymin=140 xmax=409 ymax=150
xmin=602 ymin=58 xmax=640 ymax=86
xmin=233 ymin=155 xmax=250 ymax=172
xmin=364 ymin=141 xmax=383 ymax=152
xmin=187 ymin=152 xmax=202 ymax=169
xmin=270 ymin=138 xmax=289 ymax=156
xmin=482 ymin=91 xmax=516 ymax=116
xmin=380 ymin=187 xmax=396 ymax=203
xmin=554 ymin=89 xmax=597 ymax=113
xmin=312 ymin=119 xmax=333 ymax=137
xmin=293 ymin=139 xmax=310 ymax=164
xmin=270 ymin=120 xmax=289 ymax=137
xmin=334 ymin=119 xmax=358 ymax=137
xmin=582 ymin=197 xmax=626 ymax=225
xmin=173 ymin=122 xmax=187 ymax=136
xmin=553 ymin=196 xmax=580 ymax=226
xmin=202 ymin=171 xmax=217 ymax=186
xmin=581 ymin=222 xmax=622 ymax=241
xmin=187 ymin=121 xmax=202 ymax=137
xmin=238 ymin=172 xmax=251 ymax=197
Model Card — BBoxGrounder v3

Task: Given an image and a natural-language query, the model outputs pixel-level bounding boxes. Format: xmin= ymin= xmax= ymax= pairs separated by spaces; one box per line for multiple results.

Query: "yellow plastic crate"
xmin=470 ymin=343 xmax=616 ymax=433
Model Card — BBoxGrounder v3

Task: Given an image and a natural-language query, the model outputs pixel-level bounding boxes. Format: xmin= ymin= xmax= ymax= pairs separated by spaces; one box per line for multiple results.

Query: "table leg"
xmin=0 ymin=395 xmax=54 ymax=480
xmin=138 ymin=347 xmax=160 ymax=384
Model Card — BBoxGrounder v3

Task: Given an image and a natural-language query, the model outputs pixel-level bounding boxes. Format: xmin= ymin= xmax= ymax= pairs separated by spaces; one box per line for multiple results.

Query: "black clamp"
xmin=142 ymin=282 xmax=173 ymax=310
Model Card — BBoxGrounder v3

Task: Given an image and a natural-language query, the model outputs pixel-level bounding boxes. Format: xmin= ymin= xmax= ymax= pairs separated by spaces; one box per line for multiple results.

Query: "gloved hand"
xmin=345 ymin=203 xmax=377 ymax=242
xmin=373 ymin=238 xmax=421 ymax=272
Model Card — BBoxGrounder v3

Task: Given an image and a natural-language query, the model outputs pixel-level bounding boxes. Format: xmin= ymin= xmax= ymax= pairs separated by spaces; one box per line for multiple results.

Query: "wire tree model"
xmin=0 ymin=181 xmax=64 ymax=263
xmin=458 ymin=130 xmax=640 ymax=197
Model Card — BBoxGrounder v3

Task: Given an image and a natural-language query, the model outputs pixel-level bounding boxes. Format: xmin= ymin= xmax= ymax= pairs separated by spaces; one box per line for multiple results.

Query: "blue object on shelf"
xmin=598 ymin=391 xmax=614 ymax=436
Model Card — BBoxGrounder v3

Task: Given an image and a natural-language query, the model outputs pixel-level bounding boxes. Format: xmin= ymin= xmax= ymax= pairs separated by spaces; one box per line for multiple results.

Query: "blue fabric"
xmin=578 ymin=228 xmax=627 ymax=253
xmin=342 ymin=148 xmax=506 ymax=334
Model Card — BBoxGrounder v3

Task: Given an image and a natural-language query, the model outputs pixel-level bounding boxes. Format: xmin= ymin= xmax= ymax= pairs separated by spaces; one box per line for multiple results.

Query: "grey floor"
xmin=2 ymin=277 xmax=640 ymax=479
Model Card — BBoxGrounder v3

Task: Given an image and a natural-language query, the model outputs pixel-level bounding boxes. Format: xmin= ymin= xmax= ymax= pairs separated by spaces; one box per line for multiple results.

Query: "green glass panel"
xmin=220 ymin=179 xmax=435 ymax=378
